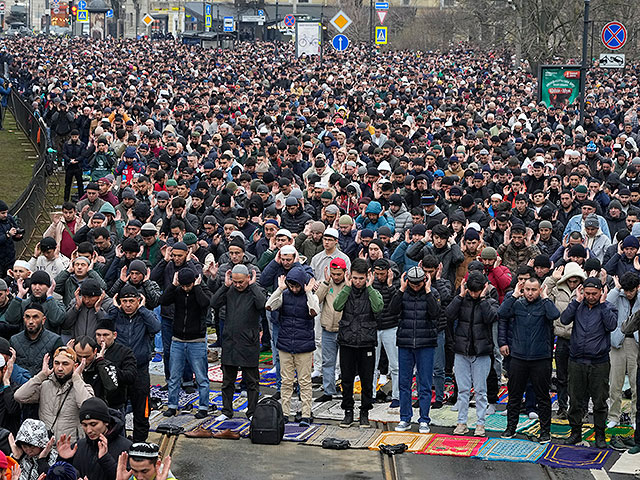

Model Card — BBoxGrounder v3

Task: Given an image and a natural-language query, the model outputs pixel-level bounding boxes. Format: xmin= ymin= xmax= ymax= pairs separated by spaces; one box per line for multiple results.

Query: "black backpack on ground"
xmin=250 ymin=397 xmax=285 ymax=445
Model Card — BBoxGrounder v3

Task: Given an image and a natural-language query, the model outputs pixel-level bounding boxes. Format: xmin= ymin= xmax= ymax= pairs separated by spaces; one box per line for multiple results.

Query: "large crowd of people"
xmin=0 ymin=34 xmax=638 ymax=479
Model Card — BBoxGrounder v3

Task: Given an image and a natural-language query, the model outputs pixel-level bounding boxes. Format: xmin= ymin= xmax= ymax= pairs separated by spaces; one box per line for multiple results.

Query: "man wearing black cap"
xmin=62 ymin=277 xmax=110 ymax=339
xmin=151 ymin=241 xmax=202 ymax=386
xmin=109 ymin=285 xmax=160 ymax=441
xmin=159 ymin=268 xmax=212 ymax=419
xmin=422 ymin=194 xmax=446 ymax=225
xmin=5 ymin=270 xmax=66 ymax=336
xmin=108 ymin=260 xmax=161 ymax=310
xmin=95 ymin=318 xmax=137 ymax=412
xmin=62 ymin=129 xmax=86 ymax=202
xmin=56 ymin=397 xmax=131 ymax=480
xmin=28 ymin=237 xmax=69 ymax=280
xmin=104 ymin=238 xmax=142 ymax=288
xmin=561 ymin=277 xmax=617 ymax=448
xmin=458 ymin=194 xmax=489 ymax=229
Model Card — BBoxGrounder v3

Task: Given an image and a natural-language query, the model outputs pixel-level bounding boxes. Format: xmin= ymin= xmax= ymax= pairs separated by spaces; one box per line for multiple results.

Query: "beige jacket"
xmin=543 ymin=263 xmax=586 ymax=339
xmin=15 ymin=371 xmax=94 ymax=442
xmin=316 ymin=280 xmax=347 ymax=332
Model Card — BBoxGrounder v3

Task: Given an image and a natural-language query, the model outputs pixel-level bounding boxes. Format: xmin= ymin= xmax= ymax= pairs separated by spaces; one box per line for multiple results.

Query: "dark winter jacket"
xmin=406 ymin=241 xmax=464 ymax=288
xmin=159 ymin=283 xmax=212 ymax=341
xmin=65 ymin=409 xmax=132 ymax=480
xmin=109 ymin=305 xmax=161 ymax=367
xmin=150 ymin=258 xmax=203 ymax=318
xmin=0 ymin=214 xmax=19 ymax=269
xmin=10 ymin=328 xmax=64 ymax=376
xmin=497 ymin=294 xmax=560 ymax=361
xmin=102 ymin=341 xmax=137 ymax=408
xmin=561 ymin=299 xmax=618 ymax=364
xmin=211 ymin=283 xmax=266 ymax=367
xmin=334 ymin=285 xmax=384 ymax=348
xmin=446 ymin=293 xmax=498 ymax=356
xmin=272 ymin=267 xmax=316 ymax=354
xmin=80 ymin=357 xmax=119 ymax=402
xmin=390 ymin=286 xmax=441 ymax=349
xmin=280 ymin=209 xmax=312 ymax=234
xmin=372 ymin=277 xmax=401 ymax=330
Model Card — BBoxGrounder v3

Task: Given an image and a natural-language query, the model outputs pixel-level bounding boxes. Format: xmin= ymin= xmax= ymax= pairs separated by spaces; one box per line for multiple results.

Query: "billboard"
xmin=538 ymin=65 xmax=581 ymax=109
xmin=295 ymin=22 xmax=321 ymax=58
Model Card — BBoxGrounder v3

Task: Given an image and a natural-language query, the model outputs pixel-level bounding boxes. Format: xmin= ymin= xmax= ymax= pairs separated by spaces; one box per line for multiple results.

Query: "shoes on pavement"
xmin=184 ymin=427 xmax=214 ymax=438
xmin=607 ymin=420 xmax=619 ymax=429
xmin=419 ymin=422 xmax=430 ymax=434
xmin=207 ymin=350 xmax=219 ymax=363
xmin=453 ymin=424 xmax=469 ymax=435
xmin=395 ymin=421 xmax=411 ymax=432
xmin=359 ymin=411 xmax=370 ymax=428
xmin=629 ymin=445 xmax=640 ymax=454
xmin=389 ymin=399 xmax=400 ymax=409
xmin=595 ymin=435 xmax=608 ymax=450
xmin=315 ymin=394 xmax=333 ymax=403
xmin=195 ymin=410 xmax=208 ymax=419
xmin=184 ymin=385 xmax=197 ymax=395
xmin=609 ymin=436 xmax=630 ymax=452
xmin=340 ymin=410 xmax=354 ymax=428
xmin=214 ymin=413 xmax=230 ymax=422
xmin=538 ymin=432 xmax=551 ymax=444
xmin=474 ymin=425 xmax=485 ymax=437
xmin=501 ymin=428 xmax=516 ymax=439
xmin=528 ymin=412 xmax=539 ymax=420
xmin=431 ymin=400 xmax=443 ymax=409
xmin=299 ymin=418 xmax=311 ymax=428
xmin=212 ymin=429 xmax=241 ymax=440
xmin=159 ymin=384 xmax=169 ymax=391
xmin=563 ymin=431 xmax=582 ymax=445
xmin=163 ymin=408 xmax=177 ymax=417
xmin=294 ymin=411 xmax=303 ymax=423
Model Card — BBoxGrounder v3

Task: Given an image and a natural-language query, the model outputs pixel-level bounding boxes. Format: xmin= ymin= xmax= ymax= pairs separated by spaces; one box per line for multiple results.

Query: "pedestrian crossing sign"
xmin=375 ymin=26 xmax=387 ymax=45
xmin=77 ymin=9 xmax=88 ymax=22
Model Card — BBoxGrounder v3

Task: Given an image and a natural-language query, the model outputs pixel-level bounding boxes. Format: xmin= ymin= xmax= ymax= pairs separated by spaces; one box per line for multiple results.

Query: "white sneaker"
xmin=267 ymin=367 xmax=277 ymax=374
xmin=214 ymin=413 xmax=229 ymax=422
xmin=395 ymin=421 xmax=411 ymax=432
xmin=486 ymin=404 xmax=496 ymax=415
xmin=451 ymin=402 xmax=459 ymax=411
xmin=528 ymin=412 xmax=539 ymax=420
xmin=379 ymin=374 xmax=389 ymax=385
xmin=419 ymin=422 xmax=430 ymax=434
xmin=607 ymin=420 xmax=619 ymax=429
xmin=453 ymin=423 xmax=469 ymax=435
xmin=311 ymin=370 xmax=321 ymax=378
xmin=354 ymin=375 xmax=360 ymax=382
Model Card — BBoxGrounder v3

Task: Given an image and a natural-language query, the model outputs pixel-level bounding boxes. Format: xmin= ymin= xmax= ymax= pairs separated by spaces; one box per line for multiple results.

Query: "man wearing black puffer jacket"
xmin=56 ymin=397 xmax=132 ymax=480
xmin=160 ymin=269 xmax=212 ymax=419
xmin=372 ymin=258 xmax=401 ymax=409
xmin=390 ymin=266 xmax=441 ymax=434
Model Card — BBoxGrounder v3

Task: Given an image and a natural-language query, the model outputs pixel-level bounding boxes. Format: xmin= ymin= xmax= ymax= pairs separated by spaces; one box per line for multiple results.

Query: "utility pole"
xmin=369 ymin=0 xmax=373 ymax=45
xmin=579 ymin=0 xmax=590 ymax=124
xmin=514 ymin=0 xmax=521 ymax=69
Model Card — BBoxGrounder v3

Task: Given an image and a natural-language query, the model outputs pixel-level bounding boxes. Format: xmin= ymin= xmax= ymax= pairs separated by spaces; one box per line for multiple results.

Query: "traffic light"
xmin=69 ymin=1 xmax=77 ymax=16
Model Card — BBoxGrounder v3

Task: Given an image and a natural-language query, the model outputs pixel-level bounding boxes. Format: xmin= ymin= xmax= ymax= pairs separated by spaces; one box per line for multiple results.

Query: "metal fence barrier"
xmin=7 ymin=89 xmax=57 ymax=256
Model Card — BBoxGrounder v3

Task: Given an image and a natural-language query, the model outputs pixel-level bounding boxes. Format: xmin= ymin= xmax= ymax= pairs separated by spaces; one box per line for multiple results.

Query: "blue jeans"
xmin=454 ymin=354 xmax=491 ymax=425
xmin=399 ymin=347 xmax=435 ymax=424
xmin=161 ymin=317 xmax=193 ymax=383
xmin=168 ymin=340 xmax=210 ymax=411
xmin=267 ymin=311 xmax=281 ymax=391
xmin=433 ymin=331 xmax=445 ymax=402
xmin=321 ymin=329 xmax=339 ymax=396
xmin=374 ymin=327 xmax=399 ymax=400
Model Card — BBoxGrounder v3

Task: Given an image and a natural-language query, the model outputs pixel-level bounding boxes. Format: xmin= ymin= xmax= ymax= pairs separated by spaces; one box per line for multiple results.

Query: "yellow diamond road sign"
xmin=142 ymin=13 xmax=154 ymax=26
xmin=330 ymin=10 xmax=352 ymax=33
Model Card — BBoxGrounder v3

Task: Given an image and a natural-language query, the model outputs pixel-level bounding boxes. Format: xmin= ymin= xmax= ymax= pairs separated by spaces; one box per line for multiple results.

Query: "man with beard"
xmin=10 ymin=304 xmax=64 ymax=376
xmin=15 ymin=340 xmax=94 ymax=442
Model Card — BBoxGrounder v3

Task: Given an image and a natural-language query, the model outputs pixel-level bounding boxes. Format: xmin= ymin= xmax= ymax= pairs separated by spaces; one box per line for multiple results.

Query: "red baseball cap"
xmin=330 ymin=258 xmax=347 ymax=270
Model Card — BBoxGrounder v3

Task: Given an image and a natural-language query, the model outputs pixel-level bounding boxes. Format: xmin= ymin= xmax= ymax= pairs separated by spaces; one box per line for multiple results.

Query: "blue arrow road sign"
xmin=105 ymin=8 xmax=113 ymax=17
xmin=205 ymin=4 xmax=211 ymax=14
xmin=375 ymin=2 xmax=389 ymax=9
xmin=78 ymin=0 xmax=86 ymax=8
xmin=332 ymin=34 xmax=349 ymax=51
xmin=257 ymin=9 xmax=264 ymax=16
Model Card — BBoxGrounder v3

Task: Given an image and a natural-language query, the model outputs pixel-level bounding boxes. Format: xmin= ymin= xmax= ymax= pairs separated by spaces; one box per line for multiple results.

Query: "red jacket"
xmin=486 ymin=265 xmax=512 ymax=303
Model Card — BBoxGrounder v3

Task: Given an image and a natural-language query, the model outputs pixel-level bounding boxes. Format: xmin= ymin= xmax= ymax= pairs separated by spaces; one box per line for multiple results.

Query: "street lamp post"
xmin=579 ymin=0 xmax=590 ymax=124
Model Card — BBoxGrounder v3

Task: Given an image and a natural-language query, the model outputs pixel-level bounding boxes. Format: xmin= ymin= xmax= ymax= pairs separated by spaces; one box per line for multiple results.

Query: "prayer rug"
xmin=208 ymin=390 xmax=248 ymax=412
xmin=609 ymin=451 xmax=640 ymax=475
xmin=582 ymin=424 xmax=635 ymax=442
xmin=149 ymin=385 xmax=198 ymax=409
xmin=283 ymin=423 xmax=322 ymax=442
xmin=495 ymin=387 xmax=557 ymax=407
xmin=304 ymin=425 xmax=382 ymax=449
xmin=259 ymin=351 xmax=273 ymax=365
xmin=208 ymin=365 xmax=240 ymax=383
xmin=484 ymin=414 xmax=538 ymax=433
xmin=368 ymin=432 xmax=433 ymax=452
xmin=473 ymin=438 xmax=548 ymax=462
xmin=207 ymin=365 xmax=277 ymax=387
xmin=417 ymin=434 xmax=487 ymax=457
xmin=521 ymin=419 xmax=593 ymax=439
xmin=259 ymin=368 xmax=277 ymax=387
xmin=198 ymin=417 xmax=251 ymax=437
xmin=536 ymin=444 xmax=611 ymax=469
xmin=429 ymin=406 xmax=477 ymax=428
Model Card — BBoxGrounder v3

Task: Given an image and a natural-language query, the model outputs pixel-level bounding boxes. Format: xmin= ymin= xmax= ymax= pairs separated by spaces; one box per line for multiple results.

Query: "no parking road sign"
xmin=284 ymin=14 xmax=296 ymax=28
xmin=601 ymin=21 xmax=627 ymax=50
